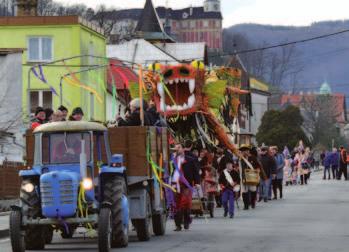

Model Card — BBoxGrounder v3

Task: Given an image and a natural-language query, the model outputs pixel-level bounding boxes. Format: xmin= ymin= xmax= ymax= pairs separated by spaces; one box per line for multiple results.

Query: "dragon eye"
xmin=164 ymin=69 xmax=173 ymax=79
xmin=179 ymin=67 xmax=190 ymax=76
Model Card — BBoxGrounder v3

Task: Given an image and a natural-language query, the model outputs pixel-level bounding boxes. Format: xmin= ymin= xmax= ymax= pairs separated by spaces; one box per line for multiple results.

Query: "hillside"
xmin=224 ymin=20 xmax=349 ymax=94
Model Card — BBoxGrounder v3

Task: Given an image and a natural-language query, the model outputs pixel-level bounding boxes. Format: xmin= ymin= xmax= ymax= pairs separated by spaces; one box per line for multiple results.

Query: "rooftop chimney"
xmin=16 ymin=0 xmax=38 ymax=16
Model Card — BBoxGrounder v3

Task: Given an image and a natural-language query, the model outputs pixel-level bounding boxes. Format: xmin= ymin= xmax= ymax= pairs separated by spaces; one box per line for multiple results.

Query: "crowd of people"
xmin=30 ymin=105 xmax=85 ymax=130
xmin=169 ymin=140 xmax=324 ymax=231
xmin=30 ymin=99 xmax=348 ymax=234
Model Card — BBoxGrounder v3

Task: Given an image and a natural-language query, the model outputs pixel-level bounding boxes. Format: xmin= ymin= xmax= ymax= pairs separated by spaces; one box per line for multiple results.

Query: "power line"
xmin=209 ymin=28 xmax=349 ymax=58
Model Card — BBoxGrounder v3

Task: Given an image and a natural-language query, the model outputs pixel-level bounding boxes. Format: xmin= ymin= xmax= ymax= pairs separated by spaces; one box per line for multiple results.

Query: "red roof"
xmin=107 ymin=59 xmax=138 ymax=91
xmin=281 ymin=93 xmax=346 ymax=123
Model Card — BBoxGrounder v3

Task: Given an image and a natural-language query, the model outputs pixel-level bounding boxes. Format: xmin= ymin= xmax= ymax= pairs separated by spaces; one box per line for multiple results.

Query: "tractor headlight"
xmin=82 ymin=178 xmax=93 ymax=191
xmin=22 ymin=183 xmax=35 ymax=193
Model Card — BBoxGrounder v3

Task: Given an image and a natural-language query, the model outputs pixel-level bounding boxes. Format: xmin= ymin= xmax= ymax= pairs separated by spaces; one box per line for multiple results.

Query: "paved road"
xmin=2 ymin=172 xmax=349 ymax=252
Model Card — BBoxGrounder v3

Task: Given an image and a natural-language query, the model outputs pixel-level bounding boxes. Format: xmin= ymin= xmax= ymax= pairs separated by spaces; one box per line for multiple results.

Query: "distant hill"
xmin=224 ymin=20 xmax=349 ymax=95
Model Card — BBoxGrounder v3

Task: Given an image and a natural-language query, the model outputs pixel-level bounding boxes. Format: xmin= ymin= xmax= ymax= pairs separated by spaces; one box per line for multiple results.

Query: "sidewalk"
xmin=0 ymin=213 xmax=9 ymax=238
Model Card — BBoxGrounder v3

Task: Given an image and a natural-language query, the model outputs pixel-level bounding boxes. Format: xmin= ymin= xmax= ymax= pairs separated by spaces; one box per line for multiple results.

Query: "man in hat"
xmin=31 ymin=106 xmax=46 ymax=130
xmin=69 ymin=107 xmax=84 ymax=121
xmin=239 ymin=144 xmax=259 ymax=210
xmin=259 ymin=146 xmax=277 ymax=202
xmin=219 ymin=158 xmax=240 ymax=218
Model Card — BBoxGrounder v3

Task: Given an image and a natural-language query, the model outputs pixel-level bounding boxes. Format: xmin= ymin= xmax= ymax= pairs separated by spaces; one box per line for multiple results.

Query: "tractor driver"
xmin=53 ymin=134 xmax=83 ymax=163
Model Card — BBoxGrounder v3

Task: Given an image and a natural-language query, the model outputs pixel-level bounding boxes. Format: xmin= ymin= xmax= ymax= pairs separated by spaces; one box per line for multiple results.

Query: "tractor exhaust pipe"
xmin=80 ymin=139 xmax=87 ymax=178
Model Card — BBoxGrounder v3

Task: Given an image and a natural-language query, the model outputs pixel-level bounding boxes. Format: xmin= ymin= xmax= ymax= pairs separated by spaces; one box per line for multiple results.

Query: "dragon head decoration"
xmin=151 ymin=61 xmax=205 ymax=117
xmin=129 ymin=61 xmax=249 ymax=154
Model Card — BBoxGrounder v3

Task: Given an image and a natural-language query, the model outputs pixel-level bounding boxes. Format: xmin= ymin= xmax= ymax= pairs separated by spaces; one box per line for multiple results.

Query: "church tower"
xmin=204 ymin=0 xmax=221 ymax=12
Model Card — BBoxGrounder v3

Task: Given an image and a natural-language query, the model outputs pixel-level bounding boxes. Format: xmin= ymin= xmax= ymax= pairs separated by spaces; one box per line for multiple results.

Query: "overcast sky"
xmin=56 ymin=0 xmax=349 ymax=28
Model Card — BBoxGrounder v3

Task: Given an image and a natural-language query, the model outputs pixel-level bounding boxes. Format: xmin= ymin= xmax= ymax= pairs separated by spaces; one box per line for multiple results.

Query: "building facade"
xmin=105 ymin=0 xmax=223 ymax=51
xmin=0 ymin=16 xmax=107 ymax=121
xmin=249 ymin=78 xmax=270 ymax=144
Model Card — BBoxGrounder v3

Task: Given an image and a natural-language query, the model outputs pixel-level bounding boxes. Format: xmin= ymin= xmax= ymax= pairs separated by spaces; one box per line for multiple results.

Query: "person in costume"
xmin=201 ymin=151 xmax=218 ymax=218
xmin=172 ymin=143 xmax=200 ymax=231
xmin=239 ymin=145 xmax=261 ymax=210
xmin=219 ymin=159 xmax=240 ymax=218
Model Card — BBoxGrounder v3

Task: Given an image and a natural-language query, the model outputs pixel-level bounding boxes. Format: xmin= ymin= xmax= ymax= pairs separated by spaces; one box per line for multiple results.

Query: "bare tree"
xmin=92 ymin=5 xmax=119 ymax=43
xmin=222 ymin=31 xmax=304 ymax=89
xmin=300 ymin=94 xmax=343 ymax=148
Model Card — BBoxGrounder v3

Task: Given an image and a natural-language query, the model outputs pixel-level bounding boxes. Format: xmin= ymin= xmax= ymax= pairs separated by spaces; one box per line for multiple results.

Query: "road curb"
xmin=0 ymin=228 xmax=9 ymax=239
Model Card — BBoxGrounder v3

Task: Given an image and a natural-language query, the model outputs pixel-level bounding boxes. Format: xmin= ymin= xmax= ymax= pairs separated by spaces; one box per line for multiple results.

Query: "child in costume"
xmin=219 ymin=159 xmax=240 ymax=218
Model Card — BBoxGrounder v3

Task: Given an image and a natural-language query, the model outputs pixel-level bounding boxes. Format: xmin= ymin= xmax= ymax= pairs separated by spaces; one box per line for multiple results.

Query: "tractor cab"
xmin=32 ymin=121 xmax=112 ymax=180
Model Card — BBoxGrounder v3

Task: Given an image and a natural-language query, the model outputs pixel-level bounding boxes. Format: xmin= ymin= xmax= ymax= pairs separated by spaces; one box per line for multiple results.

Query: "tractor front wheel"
xmin=9 ymin=210 xmax=25 ymax=252
xmin=103 ymin=176 xmax=129 ymax=248
xmin=45 ymin=226 xmax=54 ymax=244
xmin=98 ymin=208 xmax=112 ymax=252
xmin=20 ymin=179 xmax=45 ymax=250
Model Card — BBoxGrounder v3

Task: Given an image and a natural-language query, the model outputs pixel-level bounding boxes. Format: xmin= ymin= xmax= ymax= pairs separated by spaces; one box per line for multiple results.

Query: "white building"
xmin=107 ymin=39 xmax=207 ymax=67
xmin=249 ymin=77 xmax=270 ymax=144
xmin=0 ymin=49 xmax=24 ymax=164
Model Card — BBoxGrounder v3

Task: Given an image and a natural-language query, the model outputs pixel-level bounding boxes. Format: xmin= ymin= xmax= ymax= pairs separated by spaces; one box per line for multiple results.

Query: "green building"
xmin=0 ymin=16 xmax=106 ymax=121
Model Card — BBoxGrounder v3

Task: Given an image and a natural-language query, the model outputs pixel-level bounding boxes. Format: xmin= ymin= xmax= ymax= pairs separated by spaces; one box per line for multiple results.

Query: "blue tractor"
xmin=9 ymin=121 xmax=129 ymax=252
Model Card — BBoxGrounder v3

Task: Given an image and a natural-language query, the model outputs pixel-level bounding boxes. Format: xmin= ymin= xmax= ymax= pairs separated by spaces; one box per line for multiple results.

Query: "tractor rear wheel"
xmin=134 ymin=193 xmax=152 ymax=241
xmin=20 ymin=179 xmax=45 ymax=250
xmin=103 ymin=176 xmax=128 ymax=248
xmin=98 ymin=208 xmax=112 ymax=252
xmin=9 ymin=210 xmax=25 ymax=252
xmin=152 ymin=213 xmax=166 ymax=236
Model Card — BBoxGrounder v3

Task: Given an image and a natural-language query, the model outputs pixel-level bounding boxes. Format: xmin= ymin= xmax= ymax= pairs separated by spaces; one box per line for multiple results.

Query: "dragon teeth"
xmin=188 ymin=94 xmax=195 ymax=108
xmin=189 ymin=79 xmax=195 ymax=93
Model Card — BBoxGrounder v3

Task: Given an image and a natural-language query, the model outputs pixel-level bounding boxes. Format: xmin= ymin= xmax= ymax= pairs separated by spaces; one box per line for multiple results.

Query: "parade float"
xmin=129 ymin=61 xmax=249 ymax=154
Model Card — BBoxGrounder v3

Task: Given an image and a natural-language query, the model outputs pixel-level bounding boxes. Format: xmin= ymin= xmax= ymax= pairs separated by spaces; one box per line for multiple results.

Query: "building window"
xmin=30 ymin=90 xmax=53 ymax=114
xmin=28 ymin=37 xmax=53 ymax=62
xmin=216 ymin=20 xmax=221 ymax=28
xmin=203 ymin=20 xmax=209 ymax=28
xmin=190 ymin=21 xmax=196 ymax=28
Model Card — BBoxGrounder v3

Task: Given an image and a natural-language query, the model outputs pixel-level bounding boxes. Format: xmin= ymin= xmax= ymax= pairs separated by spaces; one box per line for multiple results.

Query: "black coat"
xmin=259 ymin=154 xmax=277 ymax=178
xmin=181 ymin=151 xmax=201 ymax=185
xmin=219 ymin=169 xmax=240 ymax=191
xmin=118 ymin=109 xmax=151 ymax=126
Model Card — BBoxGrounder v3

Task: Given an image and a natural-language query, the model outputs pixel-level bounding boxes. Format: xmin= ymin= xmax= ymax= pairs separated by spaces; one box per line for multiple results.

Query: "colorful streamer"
xmin=31 ymin=65 xmax=59 ymax=96
xmin=146 ymin=132 xmax=176 ymax=193
xmin=63 ymin=76 xmax=103 ymax=104
xmin=62 ymin=60 xmax=104 ymax=104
